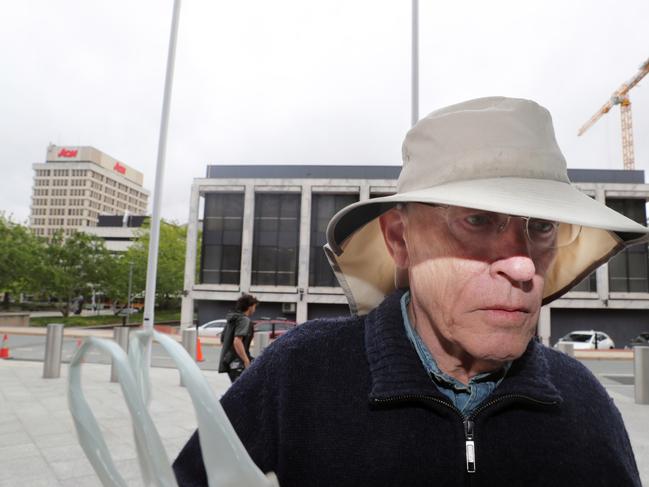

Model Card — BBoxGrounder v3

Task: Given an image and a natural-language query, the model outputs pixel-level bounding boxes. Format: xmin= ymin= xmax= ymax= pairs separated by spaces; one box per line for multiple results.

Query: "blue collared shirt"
xmin=401 ymin=291 xmax=509 ymax=417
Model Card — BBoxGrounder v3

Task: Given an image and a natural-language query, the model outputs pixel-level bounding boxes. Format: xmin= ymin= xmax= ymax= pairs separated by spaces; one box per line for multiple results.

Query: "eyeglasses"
xmin=423 ymin=205 xmax=581 ymax=250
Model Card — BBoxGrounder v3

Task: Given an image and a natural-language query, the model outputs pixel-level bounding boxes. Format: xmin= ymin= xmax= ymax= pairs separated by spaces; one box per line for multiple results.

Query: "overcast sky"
xmin=2 ymin=0 xmax=649 ymax=224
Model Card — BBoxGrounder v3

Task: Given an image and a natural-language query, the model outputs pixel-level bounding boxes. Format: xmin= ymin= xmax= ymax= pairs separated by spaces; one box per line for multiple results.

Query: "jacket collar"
xmin=365 ymin=289 xmax=562 ymax=406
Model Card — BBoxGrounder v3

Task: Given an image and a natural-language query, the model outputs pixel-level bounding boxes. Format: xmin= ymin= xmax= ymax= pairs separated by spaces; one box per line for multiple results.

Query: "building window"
xmin=252 ymin=193 xmax=300 ymax=286
xmin=201 ymin=193 xmax=245 ymax=284
xmin=606 ymin=198 xmax=649 ymax=292
xmin=309 ymin=193 xmax=359 ymax=286
xmin=571 ymin=270 xmax=597 ymax=292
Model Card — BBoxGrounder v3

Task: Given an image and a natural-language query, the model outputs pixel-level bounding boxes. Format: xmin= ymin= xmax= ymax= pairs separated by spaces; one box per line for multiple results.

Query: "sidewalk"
xmin=0 ymin=360 xmax=230 ymax=487
xmin=0 ymin=359 xmax=648 ymax=486
xmin=28 ymin=310 xmax=115 ymax=318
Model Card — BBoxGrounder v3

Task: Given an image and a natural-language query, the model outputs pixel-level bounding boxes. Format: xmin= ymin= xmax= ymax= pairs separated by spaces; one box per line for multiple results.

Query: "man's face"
xmin=382 ymin=203 xmax=557 ymax=366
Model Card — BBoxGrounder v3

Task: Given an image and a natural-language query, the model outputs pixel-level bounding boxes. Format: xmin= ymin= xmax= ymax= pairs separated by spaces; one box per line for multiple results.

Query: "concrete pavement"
xmin=28 ymin=310 xmax=116 ymax=318
xmin=0 ymin=360 xmax=231 ymax=487
xmin=0 ymin=348 xmax=648 ymax=485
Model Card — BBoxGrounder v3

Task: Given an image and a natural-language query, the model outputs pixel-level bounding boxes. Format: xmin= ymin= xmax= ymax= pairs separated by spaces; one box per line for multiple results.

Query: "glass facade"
xmin=606 ymin=198 xmax=649 ymax=292
xmin=197 ymin=187 xmax=649 ymax=304
xmin=309 ymin=193 xmax=359 ymax=286
xmin=252 ymin=193 xmax=301 ymax=286
xmin=201 ymin=193 xmax=244 ymax=284
xmin=571 ymin=271 xmax=597 ymax=292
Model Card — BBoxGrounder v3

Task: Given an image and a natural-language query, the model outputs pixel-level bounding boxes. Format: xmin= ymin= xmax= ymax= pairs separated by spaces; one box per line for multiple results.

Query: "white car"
xmin=554 ymin=330 xmax=615 ymax=350
xmin=192 ymin=319 xmax=227 ymax=338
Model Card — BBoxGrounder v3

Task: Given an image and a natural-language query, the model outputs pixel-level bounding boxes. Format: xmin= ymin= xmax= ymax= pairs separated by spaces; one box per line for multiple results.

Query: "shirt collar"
xmin=400 ymin=290 xmax=510 ymax=391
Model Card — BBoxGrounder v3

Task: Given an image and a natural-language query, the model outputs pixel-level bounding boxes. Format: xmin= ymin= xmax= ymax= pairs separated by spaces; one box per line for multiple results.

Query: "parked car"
xmin=554 ymin=330 xmax=615 ymax=350
xmin=192 ymin=319 xmax=228 ymax=338
xmin=628 ymin=332 xmax=649 ymax=348
xmin=116 ymin=307 xmax=140 ymax=316
xmin=253 ymin=318 xmax=297 ymax=340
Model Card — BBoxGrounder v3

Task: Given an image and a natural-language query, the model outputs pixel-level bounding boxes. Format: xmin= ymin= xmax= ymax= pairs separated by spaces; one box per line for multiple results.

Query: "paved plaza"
xmin=0 ymin=360 xmax=230 ymax=487
xmin=0 ymin=352 xmax=648 ymax=486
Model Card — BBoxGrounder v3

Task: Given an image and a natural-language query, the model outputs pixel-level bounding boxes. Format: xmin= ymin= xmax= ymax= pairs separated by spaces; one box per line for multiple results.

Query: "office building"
xmin=30 ymin=145 xmax=149 ymax=236
xmin=180 ymin=165 xmax=649 ymax=347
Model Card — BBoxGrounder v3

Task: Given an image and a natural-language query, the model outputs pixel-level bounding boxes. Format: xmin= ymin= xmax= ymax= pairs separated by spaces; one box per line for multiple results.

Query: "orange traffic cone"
xmin=75 ymin=338 xmax=84 ymax=362
xmin=0 ymin=334 xmax=10 ymax=359
xmin=196 ymin=337 xmax=204 ymax=362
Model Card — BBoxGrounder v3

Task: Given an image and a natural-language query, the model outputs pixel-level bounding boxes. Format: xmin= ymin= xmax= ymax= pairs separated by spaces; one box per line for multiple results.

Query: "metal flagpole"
xmin=142 ymin=0 xmax=182 ymax=364
xmin=411 ymin=0 xmax=419 ymax=127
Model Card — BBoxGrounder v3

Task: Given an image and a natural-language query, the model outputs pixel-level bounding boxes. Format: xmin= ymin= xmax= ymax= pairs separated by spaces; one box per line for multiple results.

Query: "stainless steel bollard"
xmin=180 ymin=328 xmax=197 ymax=387
xmin=252 ymin=331 xmax=271 ymax=357
xmin=110 ymin=327 xmax=130 ymax=382
xmin=556 ymin=342 xmax=575 ymax=357
xmin=43 ymin=323 xmax=64 ymax=379
xmin=634 ymin=346 xmax=649 ymax=405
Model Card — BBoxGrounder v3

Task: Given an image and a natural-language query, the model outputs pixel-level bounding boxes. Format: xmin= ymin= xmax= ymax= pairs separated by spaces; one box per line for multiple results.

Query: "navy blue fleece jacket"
xmin=173 ymin=290 xmax=640 ymax=486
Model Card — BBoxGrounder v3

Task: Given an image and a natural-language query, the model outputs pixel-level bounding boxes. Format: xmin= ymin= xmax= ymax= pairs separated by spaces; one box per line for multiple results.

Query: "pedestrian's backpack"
xmin=218 ymin=313 xmax=244 ymax=373
xmin=220 ymin=312 xmax=241 ymax=345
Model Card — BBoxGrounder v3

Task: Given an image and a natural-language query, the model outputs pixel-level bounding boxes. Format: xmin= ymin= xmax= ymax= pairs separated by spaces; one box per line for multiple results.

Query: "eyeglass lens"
xmin=445 ymin=207 xmax=581 ymax=249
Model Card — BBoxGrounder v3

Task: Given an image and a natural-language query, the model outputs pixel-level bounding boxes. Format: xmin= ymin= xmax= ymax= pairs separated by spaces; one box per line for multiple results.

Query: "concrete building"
xmin=180 ymin=165 xmax=649 ymax=347
xmin=30 ymin=145 xmax=149 ymax=237
xmin=81 ymin=214 xmax=147 ymax=252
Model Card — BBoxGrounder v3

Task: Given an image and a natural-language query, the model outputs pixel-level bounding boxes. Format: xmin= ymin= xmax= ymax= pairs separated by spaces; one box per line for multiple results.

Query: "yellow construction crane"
xmin=578 ymin=57 xmax=649 ymax=170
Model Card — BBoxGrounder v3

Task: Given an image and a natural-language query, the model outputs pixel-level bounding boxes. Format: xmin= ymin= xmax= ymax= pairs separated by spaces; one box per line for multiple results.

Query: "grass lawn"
xmin=29 ymin=309 xmax=183 ymax=328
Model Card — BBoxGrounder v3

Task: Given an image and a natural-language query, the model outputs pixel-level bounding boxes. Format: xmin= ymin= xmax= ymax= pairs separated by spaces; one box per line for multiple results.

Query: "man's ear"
xmin=379 ymin=208 xmax=409 ymax=268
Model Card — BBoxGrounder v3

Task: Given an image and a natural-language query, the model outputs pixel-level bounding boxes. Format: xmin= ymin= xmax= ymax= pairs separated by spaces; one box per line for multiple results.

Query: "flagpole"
xmin=411 ymin=0 xmax=419 ymax=127
xmin=142 ymin=0 xmax=182 ymax=364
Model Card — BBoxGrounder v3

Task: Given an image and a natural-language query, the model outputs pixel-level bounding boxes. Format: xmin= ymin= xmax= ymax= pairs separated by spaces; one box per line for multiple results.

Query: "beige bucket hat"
xmin=325 ymin=96 xmax=649 ymax=316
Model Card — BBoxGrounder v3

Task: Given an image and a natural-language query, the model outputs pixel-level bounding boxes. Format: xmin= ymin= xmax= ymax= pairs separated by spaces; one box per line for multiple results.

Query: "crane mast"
xmin=578 ymin=57 xmax=649 ymax=170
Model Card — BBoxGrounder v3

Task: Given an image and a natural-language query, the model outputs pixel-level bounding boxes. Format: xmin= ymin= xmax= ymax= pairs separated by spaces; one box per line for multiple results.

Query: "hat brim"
xmin=326 ymin=177 xmax=649 ymax=316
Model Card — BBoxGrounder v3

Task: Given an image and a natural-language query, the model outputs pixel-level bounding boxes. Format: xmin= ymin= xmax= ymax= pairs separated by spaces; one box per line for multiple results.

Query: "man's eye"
xmin=528 ymin=219 xmax=557 ymax=234
xmin=464 ymin=213 xmax=494 ymax=227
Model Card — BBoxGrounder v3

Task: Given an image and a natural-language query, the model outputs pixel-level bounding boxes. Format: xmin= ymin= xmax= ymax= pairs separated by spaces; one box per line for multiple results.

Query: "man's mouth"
xmin=482 ymin=306 xmax=529 ymax=313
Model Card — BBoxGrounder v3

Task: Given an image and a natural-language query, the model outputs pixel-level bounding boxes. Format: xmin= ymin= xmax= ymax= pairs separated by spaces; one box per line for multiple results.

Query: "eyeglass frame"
xmin=396 ymin=202 xmax=582 ymax=250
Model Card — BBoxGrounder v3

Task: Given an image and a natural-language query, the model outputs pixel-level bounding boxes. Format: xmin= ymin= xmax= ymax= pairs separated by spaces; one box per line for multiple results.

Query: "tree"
xmin=43 ymin=231 xmax=114 ymax=316
xmin=106 ymin=220 xmax=188 ymax=309
xmin=0 ymin=215 xmax=46 ymax=307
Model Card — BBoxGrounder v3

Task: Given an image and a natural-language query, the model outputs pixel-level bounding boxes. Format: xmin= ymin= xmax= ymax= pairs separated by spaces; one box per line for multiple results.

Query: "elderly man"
xmin=174 ymin=97 xmax=646 ymax=486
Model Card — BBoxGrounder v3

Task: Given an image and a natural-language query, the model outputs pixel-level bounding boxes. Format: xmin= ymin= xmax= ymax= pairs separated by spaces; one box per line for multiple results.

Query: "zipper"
xmin=464 ymin=419 xmax=476 ymax=473
xmin=463 ymin=394 xmax=558 ymax=474
xmin=468 ymin=393 xmax=558 ymax=419
xmin=372 ymin=393 xmax=557 ymax=475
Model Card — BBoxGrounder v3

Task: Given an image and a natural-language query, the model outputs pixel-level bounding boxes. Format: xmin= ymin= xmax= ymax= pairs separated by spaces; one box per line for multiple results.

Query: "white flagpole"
xmin=411 ymin=0 xmax=419 ymax=127
xmin=142 ymin=0 xmax=182 ymax=363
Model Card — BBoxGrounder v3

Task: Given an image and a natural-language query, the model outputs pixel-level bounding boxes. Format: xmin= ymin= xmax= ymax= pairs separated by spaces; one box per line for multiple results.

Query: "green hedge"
xmin=29 ymin=309 xmax=183 ymax=328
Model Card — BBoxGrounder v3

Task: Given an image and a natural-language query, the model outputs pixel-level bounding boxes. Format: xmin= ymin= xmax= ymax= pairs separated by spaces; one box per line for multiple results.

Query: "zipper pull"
xmin=464 ymin=419 xmax=476 ymax=473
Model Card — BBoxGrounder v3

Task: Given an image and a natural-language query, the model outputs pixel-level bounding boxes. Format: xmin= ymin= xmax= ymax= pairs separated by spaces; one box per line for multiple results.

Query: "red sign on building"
xmin=113 ymin=162 xmax=126 ymax=174
xmin=57 ymin=148 xmax=78 ymax=158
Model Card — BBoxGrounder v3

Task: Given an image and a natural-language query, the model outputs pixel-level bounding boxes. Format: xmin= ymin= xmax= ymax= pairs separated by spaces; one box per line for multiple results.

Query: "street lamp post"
xmin=126 ymin=261 xmax=134 ymax=327
xmin=141 ymin=0 xmax=182 ymax=366
xmin=411 ymin=0 xmax=419 ymax=127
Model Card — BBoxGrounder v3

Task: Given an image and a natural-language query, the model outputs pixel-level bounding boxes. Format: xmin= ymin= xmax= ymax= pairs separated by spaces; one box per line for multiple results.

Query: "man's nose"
xmin=490 ymin=255 xmax=536 ymax=283
xmin=490 ymin=219 xmax=536 ymax=283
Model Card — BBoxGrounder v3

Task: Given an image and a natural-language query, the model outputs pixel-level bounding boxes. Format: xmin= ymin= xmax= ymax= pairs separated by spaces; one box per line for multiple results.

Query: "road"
xmin=4 ymin=333 xmax=639 ymax=383
xmin=4 ymin=333 xmax=223 ymax=371
xmin=582 ymin=358 xmax=636 ymax=401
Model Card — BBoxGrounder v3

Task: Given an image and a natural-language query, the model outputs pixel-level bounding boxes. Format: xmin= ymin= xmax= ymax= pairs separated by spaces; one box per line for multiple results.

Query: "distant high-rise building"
xmin=29 ymin=145 xmax=150 ymax=237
